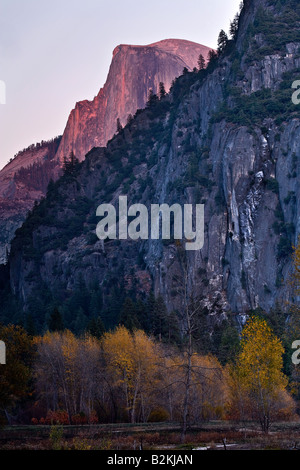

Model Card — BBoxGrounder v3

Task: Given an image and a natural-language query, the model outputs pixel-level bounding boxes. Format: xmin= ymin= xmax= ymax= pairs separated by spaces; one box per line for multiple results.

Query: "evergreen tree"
xmin=152 ymin=295 xmax=168 ymax=340
xmin=159 ymin=82 xmax=166 ymax=99
xmin=217 ymin=30 xmax=229 ymax=54
xmin=207 ymin=49 xmax=218 ymax=68
xmin=229 ymin=13 xmax=240 ymax=40
xmin=146 ymin=89 xmax=159 ymax=108
xmin=87 ymin=316 xmax=105 ymax=339
xmin=146 ymin=291 xmax=157 ymax=334
xmin=126 ymin=113 xmax=133 ymax=126
xmin=197 ymin=53 xmax=206 ymax=71
xmin=46 ymin=178 xmax=55 ymax=195
xmin=116 ymin=118 xmax=123 ymax=133
xmin=63 ymin=151 xmax=79 ymax=176
xmin=119 ymin=297 xmax=140 ymax=331
xmin=26 ymin=314 xmax=37 ymax=337
xmin=48 ymin=307 xmax=64 ymax=332
xmin=74 ymin=307 xmax=88 ymax=334
xmin=218 ymin=317 xmax=240 ymax=365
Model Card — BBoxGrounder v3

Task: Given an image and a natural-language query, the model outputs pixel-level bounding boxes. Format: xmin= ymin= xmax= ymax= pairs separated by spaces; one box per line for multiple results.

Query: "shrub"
xmin=148 ymin=407 xmax=170 ymax=422
xmin=71 ymin=412 xmax=88 ymax=425
xmin=45 ymin=409 xmax=70 ymax=425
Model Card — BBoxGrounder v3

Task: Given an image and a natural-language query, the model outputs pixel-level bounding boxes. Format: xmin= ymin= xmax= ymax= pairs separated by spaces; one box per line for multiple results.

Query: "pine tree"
xmin=119 ymin=297 xmax=140 ymax=331
xmin=197 ymin=53 xmax=206 ymax=71
xmin=229 ymin=13 xmax=240 ymax=40
xmin=159 ymin=82 xmax=166 ymax=99
xmin=48 ymin=307 xmax=64 ymax=332
xmin=116 ymin=118 xmax=123 ymax=133
xmin=146 ymin=88 xmax=158 ymax=108
xmin=26 ymin=314 xmax=37 ymax=337
xmin=87 ymin=316 xmax=105 ymax=339
xmin=63 ymin=151 xmax=79 ymax=176
xmin=207 ymin=49 xmax=218 ymax=68
xmin=126 ymin=113 xmax=133 ymax=126
xmin=217 ymin=30 xmax=229 ymax=54
xmin=293 ymin=236 xmax=300 ymax=295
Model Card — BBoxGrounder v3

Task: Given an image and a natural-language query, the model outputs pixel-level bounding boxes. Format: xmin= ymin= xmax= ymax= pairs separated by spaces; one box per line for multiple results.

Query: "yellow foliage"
xmin=102 ymin=326 xmax=160 ymax=422
xmin=226 ymin=316 xmax=293 ymax=430
xmin=293 ymin=236 xmax=300 ymax=295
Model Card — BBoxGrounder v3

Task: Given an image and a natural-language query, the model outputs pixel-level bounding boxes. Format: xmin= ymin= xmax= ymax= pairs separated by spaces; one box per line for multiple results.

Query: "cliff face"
xmin=7 ymin=0 xmax=300 ymax=332
xmin=0 ymin=138 xmax=61 ymax=263
xmin=55 ymin=39 xmax=212 ymax=163
xmin=0 ymin=39 xmax=211 ymax=263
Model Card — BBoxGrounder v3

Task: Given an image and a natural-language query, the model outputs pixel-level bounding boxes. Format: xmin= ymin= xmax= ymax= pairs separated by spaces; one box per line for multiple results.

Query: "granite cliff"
xmin=55 ymin=39 xmax=212 ymax=163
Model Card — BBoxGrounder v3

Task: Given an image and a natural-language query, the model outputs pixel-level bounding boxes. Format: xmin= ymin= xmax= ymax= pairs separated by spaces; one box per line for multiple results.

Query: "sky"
xmin=0 ymin=0 xmax=241 ymax=171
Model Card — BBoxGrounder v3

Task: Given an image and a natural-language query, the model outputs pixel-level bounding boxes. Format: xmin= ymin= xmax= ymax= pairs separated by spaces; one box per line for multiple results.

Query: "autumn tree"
xmin=160 ymin=352 xmax=226 ymax=423
xmin=35 ymin=331 xmax=102 ymax=422
xmin=227 ymin=317 xmax=292 ymax=432
xmin=171 ymin=244 xmax=207 ymax=442
xmin=102 ymin=326 xmax=159 ymax=423
xmin=285 ymin=237 xmax=300 ymax=399
xmin=0 ymin=325 xmax=34 ymax=424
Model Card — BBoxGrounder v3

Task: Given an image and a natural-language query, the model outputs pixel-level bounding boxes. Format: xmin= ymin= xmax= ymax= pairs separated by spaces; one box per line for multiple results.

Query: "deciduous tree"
xmin=227 ymin=317 xmax=292 ymax=432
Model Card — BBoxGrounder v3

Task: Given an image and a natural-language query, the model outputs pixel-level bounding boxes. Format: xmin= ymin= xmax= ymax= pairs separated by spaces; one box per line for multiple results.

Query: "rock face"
xmin=0 ymin=39 xmax=211 ymax=263
xmin=55 ymin=39 xmax=212 ymax=163
xmin=6 ymin=0 xmax=300 ymax=332
xmin=0 ymin=138 xmax=61 ymax=263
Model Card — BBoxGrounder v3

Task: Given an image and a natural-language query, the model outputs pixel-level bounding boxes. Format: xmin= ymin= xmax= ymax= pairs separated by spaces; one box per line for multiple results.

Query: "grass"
xmin=1 ymin=421 xmax=300 ymax=450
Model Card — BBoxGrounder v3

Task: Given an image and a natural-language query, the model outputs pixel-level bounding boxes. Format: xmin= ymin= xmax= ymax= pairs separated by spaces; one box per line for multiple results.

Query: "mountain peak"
xmin=55 ymin=38 xmax=212 ymax=164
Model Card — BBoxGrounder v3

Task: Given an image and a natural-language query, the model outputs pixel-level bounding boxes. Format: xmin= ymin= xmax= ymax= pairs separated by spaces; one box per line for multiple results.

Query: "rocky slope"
xmin=0 ymin=40 xmax=210 ymax=264
xmin=6 ymin=0 xmax=300 ymax=333
xmin=0 ymin=138 xmax=61 ymax=263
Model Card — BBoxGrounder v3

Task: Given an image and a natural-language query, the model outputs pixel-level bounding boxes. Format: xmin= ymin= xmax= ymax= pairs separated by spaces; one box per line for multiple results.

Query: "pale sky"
xmin=0 ymin=0 xmax=241 ymax=170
